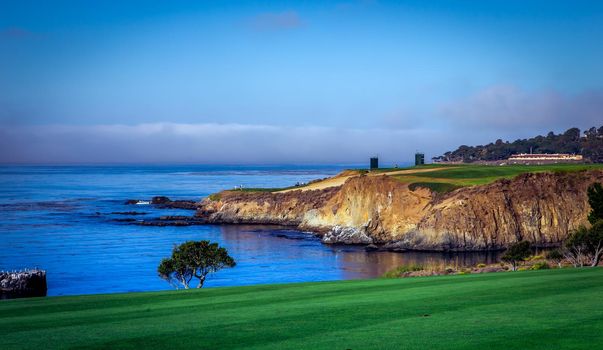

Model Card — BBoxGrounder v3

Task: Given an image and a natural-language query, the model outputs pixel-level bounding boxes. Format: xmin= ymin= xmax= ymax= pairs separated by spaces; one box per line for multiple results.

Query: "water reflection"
xmin=217 ymin=225 xmax=503 ymax=280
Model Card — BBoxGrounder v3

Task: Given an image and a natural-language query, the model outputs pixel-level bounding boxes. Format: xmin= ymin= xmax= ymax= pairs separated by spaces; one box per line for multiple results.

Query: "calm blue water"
xmin=0 ymin=164 xmax=497 ymax=296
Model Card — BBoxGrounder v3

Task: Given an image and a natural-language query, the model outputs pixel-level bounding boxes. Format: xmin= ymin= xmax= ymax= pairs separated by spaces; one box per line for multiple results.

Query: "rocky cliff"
xmin=196 ymin=170 xmax=603 ymax=251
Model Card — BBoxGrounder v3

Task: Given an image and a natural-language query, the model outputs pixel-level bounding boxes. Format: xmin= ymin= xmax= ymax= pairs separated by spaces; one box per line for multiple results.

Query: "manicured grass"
xmin=2 ymin=268 xmax=603 ymax=349
xmin=395 ymin=163 xmax=603 ymax=192
xmin=408 ymin=181 xmax=463 ymax=193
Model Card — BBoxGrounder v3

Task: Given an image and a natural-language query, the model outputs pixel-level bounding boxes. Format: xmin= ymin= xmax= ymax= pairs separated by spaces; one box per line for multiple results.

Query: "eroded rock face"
xmin=417 ymin=171 xmax=602 ymax=250
xmin=196 ymin=170 xmax=603 ymax=250
xmin=197 ymin=187 xmax=340 ymax=226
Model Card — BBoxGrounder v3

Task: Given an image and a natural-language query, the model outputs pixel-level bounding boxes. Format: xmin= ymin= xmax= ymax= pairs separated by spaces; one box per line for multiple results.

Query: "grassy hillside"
xmin=2 ymin=268 xmax=603 ymax=349
xmin=394 ymin=163 xmax=603 ymax=192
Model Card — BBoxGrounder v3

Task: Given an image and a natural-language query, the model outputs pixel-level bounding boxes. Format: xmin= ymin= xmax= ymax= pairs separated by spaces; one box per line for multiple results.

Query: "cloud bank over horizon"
xmin=1 ymin=83 xmax=602 ymax=164
xmin=0 ymin=123 xmax=460 ymax=164
xmin=1 ymin=1 xmax=602 ymax=164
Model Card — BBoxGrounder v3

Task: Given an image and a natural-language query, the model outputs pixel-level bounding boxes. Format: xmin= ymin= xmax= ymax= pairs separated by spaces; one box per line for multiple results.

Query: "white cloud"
xmin=0 ymin=122 xmax=465 ymax=164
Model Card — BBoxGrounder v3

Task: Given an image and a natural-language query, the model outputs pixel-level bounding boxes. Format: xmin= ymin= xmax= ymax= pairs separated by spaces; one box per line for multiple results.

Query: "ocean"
xmin=0 ymin=164 xmax=498 ymax=296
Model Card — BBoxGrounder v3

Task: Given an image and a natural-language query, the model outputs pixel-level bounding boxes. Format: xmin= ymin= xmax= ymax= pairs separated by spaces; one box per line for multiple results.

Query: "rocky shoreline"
xmin=192 ymin=170 xmax=603 ymax=251
xmin=116 ymin=170 xmax=603 ymax=252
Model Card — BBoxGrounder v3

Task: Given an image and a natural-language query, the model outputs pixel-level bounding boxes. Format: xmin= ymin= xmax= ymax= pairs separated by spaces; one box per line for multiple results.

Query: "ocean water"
xmin=0 ymin=165 xmax=498 ymax=296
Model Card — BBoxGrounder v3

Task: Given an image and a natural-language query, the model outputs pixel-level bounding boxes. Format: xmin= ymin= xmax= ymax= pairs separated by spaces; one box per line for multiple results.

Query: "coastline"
xmin=192 ymin=165 xmax=603 ymax=251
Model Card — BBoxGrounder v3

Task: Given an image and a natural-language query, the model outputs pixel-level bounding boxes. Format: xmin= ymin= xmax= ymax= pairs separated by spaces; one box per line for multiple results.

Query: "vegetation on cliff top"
xmin=397 ymin=163 xmax=603 ymax=193
xmin=205 ymin=164 xmax=603 ymax=197
xmin=433 ymin=125 xmax=603 ymax=163
xmin=2 ymin=268 xmax=602 ymax=349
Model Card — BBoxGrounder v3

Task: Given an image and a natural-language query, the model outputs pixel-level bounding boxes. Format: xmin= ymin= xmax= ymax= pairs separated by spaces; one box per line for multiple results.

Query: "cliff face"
xmin=197 ymin=187 xmax=340 ymax=226
xmin=196 ymin=170 xmax=603 ymax=250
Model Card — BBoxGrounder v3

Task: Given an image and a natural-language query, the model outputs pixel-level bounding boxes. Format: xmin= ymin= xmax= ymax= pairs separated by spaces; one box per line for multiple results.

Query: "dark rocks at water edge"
xmin=136 ymin=216 xmax=207 ymax=226
xmin=124 ymin=196 xmax=198 ymax=210
xmin=111 ymin=211 xmax=148 ymax=215
xmin=1 ymin=270 xmax=47 ymax=299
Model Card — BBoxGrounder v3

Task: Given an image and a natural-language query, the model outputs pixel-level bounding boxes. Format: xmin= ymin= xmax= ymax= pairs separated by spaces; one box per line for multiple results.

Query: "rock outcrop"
xmin=196 ymin=170 xmax=603 ymax=251
xmin=0 ymin=270 xmax=47 ymax=299
xmin=125 ymin=196 xmax=198 ymax=210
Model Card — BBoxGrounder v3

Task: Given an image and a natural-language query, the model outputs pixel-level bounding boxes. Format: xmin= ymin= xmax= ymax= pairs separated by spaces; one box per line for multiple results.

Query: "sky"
xmin=1 ymin=0 xmax=602 ymax=164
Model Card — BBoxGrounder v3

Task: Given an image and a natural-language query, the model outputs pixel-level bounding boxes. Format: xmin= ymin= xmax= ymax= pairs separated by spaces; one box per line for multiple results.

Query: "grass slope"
xmin=2 ymin=268 xmax=603 ymax=349
xmin=394 ymin=163 xmax=603 ymax=192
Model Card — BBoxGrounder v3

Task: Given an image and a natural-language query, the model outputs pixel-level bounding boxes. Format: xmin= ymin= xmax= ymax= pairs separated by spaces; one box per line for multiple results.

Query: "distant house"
xmin=507 ymin=153 xmax=583 ymax=164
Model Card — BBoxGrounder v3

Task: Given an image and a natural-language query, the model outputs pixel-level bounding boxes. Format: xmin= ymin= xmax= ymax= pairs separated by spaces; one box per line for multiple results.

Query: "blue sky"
xmin=1 ymin=0 xmax=602 ymax=163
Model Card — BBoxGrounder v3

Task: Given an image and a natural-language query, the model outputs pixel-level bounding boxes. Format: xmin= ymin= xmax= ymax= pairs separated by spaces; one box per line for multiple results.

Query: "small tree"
xmin=562 ymin=226 xmax=590 ymax=267
xmin=501 ymin=241 xmax=531 ymax=271
xmin=589 ymin=221 xmax=603 ymax=266
xmin=546 ymin=249 xmax=564 ymax=268
xmin=158 ymin=240 xmax=236 ymax=289
xmin=562 ymin=223 xmax=603 ymax=267
xmin=587 ymin=182 xmax=603 ymax=225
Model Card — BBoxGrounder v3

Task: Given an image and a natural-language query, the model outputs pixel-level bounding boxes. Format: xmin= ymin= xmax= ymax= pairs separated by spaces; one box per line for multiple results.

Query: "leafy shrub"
xmin=502 ymin=241 xmax=532 ymax=271
xmin=476 ymin=263 xmax=486 ymax=268
xmin=530 ymin=255 xmax=545 ymax=261
xmin=517 ymin=267 xmax=528 ymax=271
xmin=530 ymin=261 xmax=550 ymax=270
xmin=382 ymin=264 xmax=424 ymax=278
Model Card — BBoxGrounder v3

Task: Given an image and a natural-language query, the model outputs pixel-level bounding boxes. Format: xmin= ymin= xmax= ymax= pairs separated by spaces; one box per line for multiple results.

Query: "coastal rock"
xmin=365 ymin=244 xmax=380 ymax=252
xmin=197 ymin=187 xmax=340 ymax=225
xmin=125 ymin=197 xmax=198 ymax=210
xmin=0 ymin=270 xmax=47 ymax=299
xmin=195 ymin=170 xmax=603 ymax=251
xmin=137 ymin=215 xmax=206 ymax=226
xmin=321 ymin=225 xmax=374 ymax=244
xmin=151 ymin=196 xmax=171 ymax=204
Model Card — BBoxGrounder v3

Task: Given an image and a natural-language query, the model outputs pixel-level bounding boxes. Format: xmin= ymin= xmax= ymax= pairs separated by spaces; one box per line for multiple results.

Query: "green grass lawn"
xmin=2 ymin=268 xmax=603 ymax=349
xmin=393 ymin=163 xmax=603 ymax=192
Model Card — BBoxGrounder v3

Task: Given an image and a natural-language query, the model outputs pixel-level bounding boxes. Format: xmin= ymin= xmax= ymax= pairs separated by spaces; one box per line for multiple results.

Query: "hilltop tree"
xmin=501 ymin=241 xmax=531 ymax=271
xmin=158 ymin=240 xmax=236 ymax=289
xmin=587 ymin=182 xmax=603 ymax=225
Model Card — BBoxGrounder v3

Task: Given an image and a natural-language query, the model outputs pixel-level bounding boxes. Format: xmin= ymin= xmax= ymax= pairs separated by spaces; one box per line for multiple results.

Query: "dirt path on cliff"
xmin=275 ymin=167 xmax=456 ymax=193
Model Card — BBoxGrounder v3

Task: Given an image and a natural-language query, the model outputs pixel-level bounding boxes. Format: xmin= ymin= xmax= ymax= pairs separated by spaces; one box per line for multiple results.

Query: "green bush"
xmin=530 ymin=261 xmax=550 ymax=270
xmin=531 ymin=255 xmax=545 ymax=261
xmin=476 ymin=263 xmax=486 ymax=268
xmin=208 ymin=193 xmax=221 ymax=201
xmin=502 ymin=241 xmax=532 ymax=271
xmin=382 ymin=264 xmax=424 ymax=278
